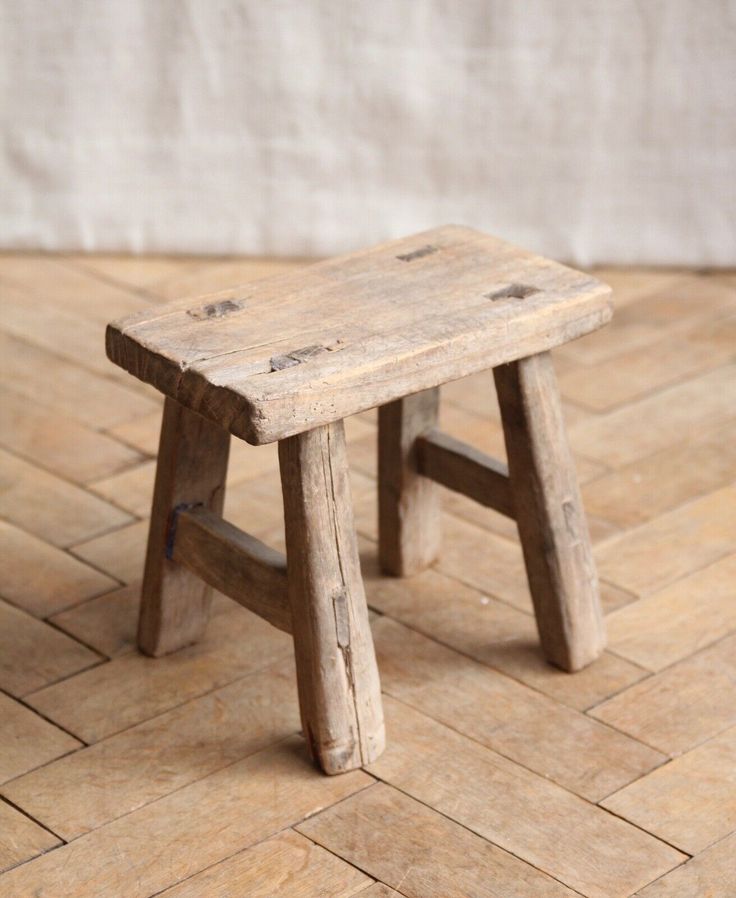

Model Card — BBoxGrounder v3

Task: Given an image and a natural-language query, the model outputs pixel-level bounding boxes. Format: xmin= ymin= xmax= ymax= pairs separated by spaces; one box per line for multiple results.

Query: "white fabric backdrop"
xmin=1 ymin=1 xmax=734 ymax=264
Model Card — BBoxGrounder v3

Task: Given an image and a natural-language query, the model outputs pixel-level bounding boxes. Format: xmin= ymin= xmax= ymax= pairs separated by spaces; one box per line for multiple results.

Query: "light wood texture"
xmin=0 ymin=799 xmax=60 ymax=874
xmin=494 ymin=353 xmax=605 ymax=670
xmin=2 ymin=660 xmax=299 ymax=839
xmin=0 ymin=693 xmax=81 ymax=784
xmin=637 ymin=831 xmax=736 ymax=897
xmin=416 ymin=428 xmax=514 ymax=517
xmin=158 ymin=830 xmax=371 ymax=897
xmin=605 ymin=555 xmax=736 ymax=671
xmin=138 ymin=397 xmax=230 ymax=656
xmin=364 ymin=563 xmax=646 ymax=711
xmin=373 ymin=616 xmax=662 ymax=801
xmin=369 ymin=697 xmax=684 ymax=898
xmin=72 ymin=519 xmax=149 ymax=584
xmin=0 ymin=448 xmax=132 ymax=548
xmin=595 ymin=484 xmax=736 ymax=597
xmin=0 ymin=599 xmax=100 ymax=697
xmin=590 ymin=633 xmax=736 ymax=755
xmin=378 ymin=388 xmax=441 ymax=575
xmin=280 ymin=421 xmax=384 ymax=773
xmin=0 ymin=739 xmax=371 ymax=898
xmin=0 ymin=520 xmax=115 ymax=617
xmin=300 ymin=783 xmax=579 ymax=898
xmin=583 ymin=416 xmax=736 ymax=528
xmin=107 ymin=226 xmax=611 ymax=444
xmin=0 ymin=331 xmax=159 ymax=430
xmin=602 ymin=725 xmax=736 ymax=854
xmin=26 ymin=603 xmax=291 ymax=742
xmin=0 ymin=385 xmax=141 ymax=484
xmin=171 ymin=506 xmax=290 ymax=632
xmin=2 ymin=257 xmax=735 ymax=897
xmin=569 ymin=363 xmax=736 ymax=466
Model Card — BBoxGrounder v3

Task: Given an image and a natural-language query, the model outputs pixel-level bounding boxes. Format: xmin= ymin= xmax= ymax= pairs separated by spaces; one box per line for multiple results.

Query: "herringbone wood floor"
xmin=0 ymin=253 xmax=734 ymax=896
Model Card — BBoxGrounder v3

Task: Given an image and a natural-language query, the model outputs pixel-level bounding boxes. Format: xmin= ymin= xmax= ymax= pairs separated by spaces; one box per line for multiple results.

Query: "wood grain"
xmin=378 ymin=388 xmax=441 ymax=575
xmin=158 ymin=830 xmax=371 ymax=898
xmin=0 ymin=739 xmax=372 ymax=897
xmin=602 ymin=725 xmax=736 ymax=854
xmin=0 ymin=599 xmax=100 ymax=697
xmin=590 ymin=632 xmax=736 ymax=755
xmin=495 ymin=353 xmax=605 ymax=670
xmin=300 ymin=783 xmax=578 ymax=898
xmin=107 ymin=226 xmax=611 ymax=443
xmin=373 ymin=616 xmax=662 ymax=801
xmin=0 ymin=693 xmax=80 ymax=784
xmin=0 ymin=520 xmax=115 ymax=617
xmin=138 ymin=397 xmax=230 ymax=656
xmin=369 ymin=696 xmax=684 ymax=898
xmin=26 ymin=603 xmax=292 ymax=742
xmin=2 ymin=659 xmax=300 ymax=839
xmin=280 ymin=421 xmax=384 ymax=772
xmin=364 ymin=564 xmax=646 ymax=711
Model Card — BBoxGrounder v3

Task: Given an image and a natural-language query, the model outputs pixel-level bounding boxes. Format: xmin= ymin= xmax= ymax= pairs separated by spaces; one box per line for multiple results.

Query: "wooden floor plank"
xmin=0 ymin=258 xmax=150 ymax=321
xmin=71 ymin=519 xmax=149 ymax=584
xmin=300 ymin=783 xmax=579 ymax=898
xmin=0 ymin=739 xmax=372 ymax=898
xmin=3 ymin=659 xmax=299 ymax=839
xmin=636 ymin=832 xmax=736 ymax=897
xmin=582 ymin=416 xmax=736 ymax=528
xmin=602 ymin=725 xmax=736 ymax=855
xmin=605 ymin=555 xmax=736 ymax=671
xmin=0 ymin=693 xmax=81 ymax=784
xmin=368 ymin=697 xmax=684 ymax=898
xmin=0 ymin=521 xmax=116 ymax=617
xmin=364 ymin=563 xmax=647 ymax=711
xmin=0 ymin=448 xmax=132 ymax=548
xmin=0 ymin=386 xmax=141 ymax=484
xmin=157 ymin=830 xmax=371 ymax=898
xmin=49 ymin=583 xmax=142 ymax=658
xmin=590 ymin=632 xmax=736 ymax=756
xmin=0 ymin=332 xmax=160 ymax=430
xmin=569 ymin=364 xmax=736 ymax=467
xmin=0 ymin=799 xmax=59 ymax=874
xmin=0 ymin=600 xmax=100 ymax=698
xmin=594 ymin=485 xmax=736 ymax=597
xmin=373 ymin=617 xmax=663 ymax=802
xmin=25 ymin=603 xmax=292 ymax=742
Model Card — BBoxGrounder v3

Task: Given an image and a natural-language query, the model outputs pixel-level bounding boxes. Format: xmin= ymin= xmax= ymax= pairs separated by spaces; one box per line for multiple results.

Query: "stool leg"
xmin=378 ymin=387 xmax=441 ymax=576
xmin=138 ymin=397 xmax=230 ymax=657
xmin=279 ymin=420 xmax=384 ymax=774
xmin=494 ymin=353 xmax=605 ymax=671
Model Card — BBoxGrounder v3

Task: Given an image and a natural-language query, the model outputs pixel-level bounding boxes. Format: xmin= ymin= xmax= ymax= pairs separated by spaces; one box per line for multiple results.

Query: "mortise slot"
xmin=485 ymin=283 xmax=540 ymax=301
xmin=396 ymin=245 xmax=438 ymax=262
xmin=187 ymin=299 xmax=246 ymax=320
xmin=270 ymin=344 xmax=331 ymax=371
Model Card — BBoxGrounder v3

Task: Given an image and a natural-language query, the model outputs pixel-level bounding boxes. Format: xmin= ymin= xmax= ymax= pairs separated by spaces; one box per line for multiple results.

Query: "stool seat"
xmin=107 ymin=225 xmax=611 ymax=444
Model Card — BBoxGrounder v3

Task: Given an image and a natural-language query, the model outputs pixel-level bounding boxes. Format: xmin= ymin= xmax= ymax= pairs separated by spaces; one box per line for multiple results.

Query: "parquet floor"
xmin=0 ymin=253 xmax=734 ymax=896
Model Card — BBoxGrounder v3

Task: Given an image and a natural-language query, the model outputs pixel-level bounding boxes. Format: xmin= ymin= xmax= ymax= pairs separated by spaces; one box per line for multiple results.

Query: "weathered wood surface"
xmin=378 ymin=388 xmax=441 ymax=576
xmin=279 ymin=421 xmax=384 ymax=773
xmin=107 ymin=225 xmax=612 ymax=443
xmin=138 ymin=398 xmax=230 ymax=656
xmin=494 ymin=353 xmax=605 ymax=671
xmin=416 ymin=427 xmax=514 ymax=518
xmin=171 ymin=506 xmax=291 ymax=633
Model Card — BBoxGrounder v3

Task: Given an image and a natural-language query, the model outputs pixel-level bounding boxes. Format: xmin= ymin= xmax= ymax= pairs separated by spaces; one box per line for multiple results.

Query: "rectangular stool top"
xmin=106 ymin=225 xmax=612 ymax=444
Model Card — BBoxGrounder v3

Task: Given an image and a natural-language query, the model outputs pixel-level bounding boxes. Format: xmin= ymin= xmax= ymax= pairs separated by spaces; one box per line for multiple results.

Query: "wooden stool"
xmin=106 ymin=225 xmax=612 ymax=775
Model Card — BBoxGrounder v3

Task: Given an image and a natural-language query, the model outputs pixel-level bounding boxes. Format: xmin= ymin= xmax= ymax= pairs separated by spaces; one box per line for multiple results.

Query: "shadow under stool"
xmin=106 ymin=224 xmax=613 ymax=775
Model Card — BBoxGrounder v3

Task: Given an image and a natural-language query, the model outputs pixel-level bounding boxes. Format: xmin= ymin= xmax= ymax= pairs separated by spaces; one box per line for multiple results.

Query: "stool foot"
xmin=280 ymin=421 xmax=385 ymax=774
xmin=378 ymin=388 xmax=441 ymax=576
xmin=138 ymin=398 xmax=230 ymax=657
xmin=494 ymin=353 xmax=605 ymax=671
